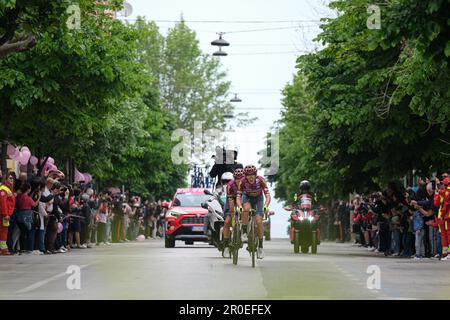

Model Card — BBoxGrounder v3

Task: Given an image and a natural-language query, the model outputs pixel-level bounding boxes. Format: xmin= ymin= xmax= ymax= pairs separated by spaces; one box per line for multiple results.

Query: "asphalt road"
xmin=1 ymin=239 xmax=449 ymax=300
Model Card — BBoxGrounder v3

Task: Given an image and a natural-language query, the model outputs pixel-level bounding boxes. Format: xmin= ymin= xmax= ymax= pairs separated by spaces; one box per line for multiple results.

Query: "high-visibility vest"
xmin=0 ymin=184 xmax=13 ymax=222
xmin=0 ymin=185 xmax=12 ymax=197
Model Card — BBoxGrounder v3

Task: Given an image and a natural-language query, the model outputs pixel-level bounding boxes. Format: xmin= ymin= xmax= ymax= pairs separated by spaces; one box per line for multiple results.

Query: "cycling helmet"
xmin=221 ymin=172 xmax=234 ymax=183
xmin=233 ymin=168 xmax=244 ymax=179
xmin=244 ymin=165 xmax=257 ymax=176
xmin=299 ymin=180 xmax=311 ymax=193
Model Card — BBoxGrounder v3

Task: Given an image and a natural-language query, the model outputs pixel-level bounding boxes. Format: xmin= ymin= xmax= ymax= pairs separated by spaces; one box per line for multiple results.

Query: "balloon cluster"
xmin=6 ymin=143 xmax=93 ymax=182
xmin=74 ymin=168 xmax=92 ymax=184
xmin=6 ymin=144 xmax=31 ymax=166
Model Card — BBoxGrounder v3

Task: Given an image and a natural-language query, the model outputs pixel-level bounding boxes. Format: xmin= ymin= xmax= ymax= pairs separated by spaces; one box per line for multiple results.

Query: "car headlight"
xmin=167 ymin=210 xmax=184 ymax=218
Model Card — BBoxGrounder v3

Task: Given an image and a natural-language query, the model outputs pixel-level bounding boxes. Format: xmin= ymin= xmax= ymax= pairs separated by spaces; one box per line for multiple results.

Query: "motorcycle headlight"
xmin=308 ymin=216 xmax=314 ymax=222
xmin=299 ymin=216 xmax=304 ymax=221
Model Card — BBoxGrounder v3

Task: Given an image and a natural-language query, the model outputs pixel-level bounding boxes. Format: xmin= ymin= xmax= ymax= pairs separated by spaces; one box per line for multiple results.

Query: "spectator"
xmin=67 ymin=188 xmax=83 ymax=249
xmin=15 ymin=182 xmax=41 ymax=254
xmin=36 ymin=181 xmax=50 ymax=254
xmin=122 ymin=198 xmax=132 ymax=242
xmin=1 ymin=173 xmax=16 ymax=255
xmin=46 ymin=182 xmax=62 ymax=254
xmin=96 ymin=200 xmax=109 ymax=245
xmin=412 ymin=204 xmax=425 ymax=260
xmin=80 ymin=193 xmax=93 ymax=248
xmin=400 ymin=205 xmax=414 ymax=257
xmin=390 ymin=206 xmax=402 ymax=256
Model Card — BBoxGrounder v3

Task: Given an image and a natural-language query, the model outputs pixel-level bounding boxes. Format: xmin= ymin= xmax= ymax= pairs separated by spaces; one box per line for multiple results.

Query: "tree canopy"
xmin=0 ymin=1 xmax=234 ymax=198
xmin=271 ymin=0 xmax=450 ymax=203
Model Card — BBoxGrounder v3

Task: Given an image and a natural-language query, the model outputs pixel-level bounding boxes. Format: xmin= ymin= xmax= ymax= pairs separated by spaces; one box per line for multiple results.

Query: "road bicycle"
xmin=247 ymin=208 xmax=258 ymax=268
xmin=229 ymin=211 xmax=243 ymax=265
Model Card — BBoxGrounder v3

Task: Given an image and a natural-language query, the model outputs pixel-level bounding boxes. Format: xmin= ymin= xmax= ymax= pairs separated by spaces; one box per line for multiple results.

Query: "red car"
xmin=164 ymin=188 xmax=211 ymax=248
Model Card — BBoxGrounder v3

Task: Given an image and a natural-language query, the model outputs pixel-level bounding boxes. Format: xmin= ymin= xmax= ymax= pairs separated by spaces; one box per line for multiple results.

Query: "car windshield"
xmin=174 ymin=194 xmax=211 ymax=207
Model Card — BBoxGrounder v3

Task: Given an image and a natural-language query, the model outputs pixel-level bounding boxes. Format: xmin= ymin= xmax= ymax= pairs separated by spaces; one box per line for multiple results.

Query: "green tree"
xmin=160 ymin=19 xmax=233 ymax=130
xmin=271 ymin=0 xmax=450 ymax=203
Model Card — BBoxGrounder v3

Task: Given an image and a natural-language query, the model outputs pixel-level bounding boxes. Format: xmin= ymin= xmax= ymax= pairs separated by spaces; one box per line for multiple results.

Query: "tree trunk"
xmin=0 ymin=141 xmax=7 ymax=175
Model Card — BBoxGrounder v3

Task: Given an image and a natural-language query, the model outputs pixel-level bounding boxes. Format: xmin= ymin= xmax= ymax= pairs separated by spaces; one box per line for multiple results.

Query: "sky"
xmin=120 ymin=0 xmax=334 ymax=238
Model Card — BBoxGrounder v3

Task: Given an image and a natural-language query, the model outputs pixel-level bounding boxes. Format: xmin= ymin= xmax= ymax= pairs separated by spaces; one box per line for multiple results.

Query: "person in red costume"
xmin=435 ymin=177 xmax=450 ymax=260
xmin=0 ymin=172 xmax=16 ymax=255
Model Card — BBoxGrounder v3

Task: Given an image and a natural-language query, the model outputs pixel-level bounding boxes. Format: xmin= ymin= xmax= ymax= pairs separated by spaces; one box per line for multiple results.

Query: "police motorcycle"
xmin=284 ymin=181 xmax=321 ymax=254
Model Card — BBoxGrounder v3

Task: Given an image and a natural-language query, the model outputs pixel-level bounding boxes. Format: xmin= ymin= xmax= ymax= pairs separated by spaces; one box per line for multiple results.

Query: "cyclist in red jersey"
xmin=222 ymin=168 xmax=245 ymax=258
xmin=236 ymin=165 xmax=271 ymax=259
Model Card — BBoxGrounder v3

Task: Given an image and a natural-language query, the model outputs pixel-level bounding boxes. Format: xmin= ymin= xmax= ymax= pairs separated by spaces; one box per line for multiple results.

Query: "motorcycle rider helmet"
xmin=221 ymin=172 xmax=233 ymax=184
xmin=233 ymin=168 xmax=244 ymax=180
xmin=225 ymin=144 xmax=238 ymax=157
xmin=244 ymin=165 xmax=257 ymax=176
xmin=299 ymin=180 xmax=311 ymax=193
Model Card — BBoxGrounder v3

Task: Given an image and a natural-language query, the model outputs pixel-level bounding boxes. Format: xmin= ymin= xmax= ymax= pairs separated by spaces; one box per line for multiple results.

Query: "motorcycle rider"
xmin=236 ymin=165 xmax=271 ymax=259
xmin=209 ymin=145 xmax=243 ymax=189
xmin=294 ymin=180 xmax=315 ymax=210
xmin=222 ymin=168 xmax=245 ymax=258
xmin=289 ymin=180 xmax=318 ymax=242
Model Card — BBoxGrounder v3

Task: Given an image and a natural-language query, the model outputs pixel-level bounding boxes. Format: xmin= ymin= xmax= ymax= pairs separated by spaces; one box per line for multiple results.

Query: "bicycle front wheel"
xmin=232 ymin=226 xmax=239 ymax=265
xmin=250 ymin=219 xmax=257 ymax=268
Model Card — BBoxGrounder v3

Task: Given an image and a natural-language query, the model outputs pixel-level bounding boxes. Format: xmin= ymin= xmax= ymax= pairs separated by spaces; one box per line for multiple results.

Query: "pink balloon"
xmin=6 ymin=144 xmax=16 ymax=157
xmin=84 ymin=173 xmax=92 ymax=183
xmin=20 ymin=155 xmax=29 ymax=165
xmin=20 ymin=148 xmax=31 ymax=163
xmin=74 ymin=169 xmax=85 ymax=182
xmin=57 ymin=222 xmax=63 ymax=234
xmin=136 ymin=235 xmax=145 ymax=241
xmin=9 ymin=148 xmax=20 ymax=160
xmin=47 ymin=157 xmax=55 ymax=165
xmin=30 ymin=156 xmax=38 ymax=166
xmin=20 ymin=146 xmax=30 ymax=152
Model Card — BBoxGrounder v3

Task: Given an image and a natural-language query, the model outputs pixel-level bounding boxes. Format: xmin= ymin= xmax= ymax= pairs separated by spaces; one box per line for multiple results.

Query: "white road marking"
xmin=15 ymin=264 xmax=89 ymax=294
xmin=376 ymin=297 xmax=418 ymax=300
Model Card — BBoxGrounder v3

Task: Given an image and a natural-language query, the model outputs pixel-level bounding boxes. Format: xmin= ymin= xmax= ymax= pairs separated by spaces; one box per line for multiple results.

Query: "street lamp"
xmin=213 ymin=47 xmax=228 ymax=56
xmin=212 ymin=32 xmax=229 ymax=57
xmin=230 ymin=93 xmax=242 ymax=102
xmin=211 ymin=32 xmax=230 ymax=47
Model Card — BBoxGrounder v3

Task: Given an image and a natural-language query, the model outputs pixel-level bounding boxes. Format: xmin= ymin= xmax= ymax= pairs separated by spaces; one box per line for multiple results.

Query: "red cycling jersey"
xmin=226 ymin=180 xmax=239 ymax=201
xmin=237 ymin=176 xmax=269 ymax=198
